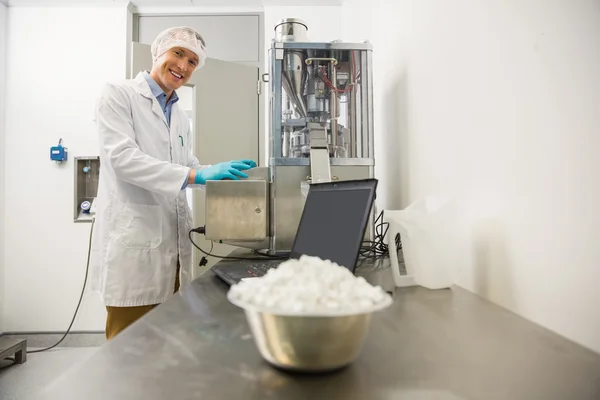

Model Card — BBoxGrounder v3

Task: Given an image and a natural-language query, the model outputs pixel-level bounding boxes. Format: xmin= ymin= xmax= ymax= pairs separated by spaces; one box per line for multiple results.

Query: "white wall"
xmin=3 ymin=5 xmax=130 ymax=331
xmin=342 ymin=0 xmax=600 ymax=354
xmin=0 ymin=2 xmax=7 ymax=334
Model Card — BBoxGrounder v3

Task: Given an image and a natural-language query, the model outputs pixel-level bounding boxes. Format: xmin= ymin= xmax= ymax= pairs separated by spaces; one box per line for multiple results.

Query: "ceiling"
xmin=4 ymin=0 xmax=343 ymax=6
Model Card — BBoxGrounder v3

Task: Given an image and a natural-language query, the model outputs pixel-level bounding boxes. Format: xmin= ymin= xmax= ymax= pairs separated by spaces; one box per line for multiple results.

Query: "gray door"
xmin=131 ymin=42 xmax=260 ymax=277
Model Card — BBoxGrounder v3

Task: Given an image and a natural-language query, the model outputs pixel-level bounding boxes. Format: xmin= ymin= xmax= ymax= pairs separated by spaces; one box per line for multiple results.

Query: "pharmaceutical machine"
xmin=202 ymin=18 xmax=375 ymax=254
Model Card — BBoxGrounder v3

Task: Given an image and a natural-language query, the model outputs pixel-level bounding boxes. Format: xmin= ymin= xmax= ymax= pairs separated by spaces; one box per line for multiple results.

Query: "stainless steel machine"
xmin=203 ymin=18 xmax=375 ymax=254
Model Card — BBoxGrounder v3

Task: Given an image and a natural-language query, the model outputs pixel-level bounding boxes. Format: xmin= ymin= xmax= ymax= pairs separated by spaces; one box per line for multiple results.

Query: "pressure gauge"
xmin=81 ymin=201 xmax=92 ymax=213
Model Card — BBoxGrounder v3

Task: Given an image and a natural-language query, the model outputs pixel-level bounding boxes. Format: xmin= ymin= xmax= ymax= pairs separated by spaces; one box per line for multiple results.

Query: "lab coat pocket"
xmin=114 ymin=202 xmax=163 ymax=250
xmin=172 ymin=132 xmax=186 ymax=166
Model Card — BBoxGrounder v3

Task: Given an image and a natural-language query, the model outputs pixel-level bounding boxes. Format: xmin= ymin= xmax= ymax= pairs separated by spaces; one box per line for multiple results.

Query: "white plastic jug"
xmin=385 ymin=197 xmax=459 ymax=290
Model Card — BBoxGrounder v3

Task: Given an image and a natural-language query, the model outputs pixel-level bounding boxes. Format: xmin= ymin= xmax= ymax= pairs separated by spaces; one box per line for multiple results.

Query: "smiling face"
xmin=150 ymin=46 xmax=200 ymax=97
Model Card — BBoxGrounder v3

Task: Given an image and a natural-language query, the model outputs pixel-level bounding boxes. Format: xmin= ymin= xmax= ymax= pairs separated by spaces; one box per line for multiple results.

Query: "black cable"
xmin=1 ymin=357 xmax=15 ymax=369
xmin=189 ymin=228 xmax=287 ymax=261
xmin=359 ymin=211 xmax=387 ymax=258
xmin=358 ymin=210 xmax=402 ymax=261
xmin=26 ymin=218 xmax=94 ymax=354
xmin=191 ymin=213 xmax=398 ymax=264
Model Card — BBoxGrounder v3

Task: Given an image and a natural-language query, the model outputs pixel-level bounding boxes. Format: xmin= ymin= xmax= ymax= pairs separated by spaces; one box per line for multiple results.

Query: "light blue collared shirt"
xmin=143 ymin=71 xmax=191 ymax=188
xmin=143 ymin=71 xmax=179 ymax=126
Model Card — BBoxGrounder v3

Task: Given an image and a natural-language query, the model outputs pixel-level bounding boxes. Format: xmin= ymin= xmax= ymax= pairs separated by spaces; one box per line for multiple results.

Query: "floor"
xmin=0 ymin=333 xmax=105 ymax=400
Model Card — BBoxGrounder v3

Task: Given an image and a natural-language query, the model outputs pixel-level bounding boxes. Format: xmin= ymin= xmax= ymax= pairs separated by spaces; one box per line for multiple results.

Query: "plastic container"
xmin=385 ymin=197 xmax=460 ymax=290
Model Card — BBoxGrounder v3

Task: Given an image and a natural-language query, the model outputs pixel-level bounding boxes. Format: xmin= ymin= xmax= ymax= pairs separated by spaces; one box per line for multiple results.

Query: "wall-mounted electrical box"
xmin=50 ymin=139 xmax=68 ymax=163
xmin=74 ymin=156 xmax=100 ymax=223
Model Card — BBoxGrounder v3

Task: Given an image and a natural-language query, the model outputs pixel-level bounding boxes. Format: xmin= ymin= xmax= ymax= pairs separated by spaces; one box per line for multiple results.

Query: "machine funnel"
xmin=282 ymin=50 xmax=308 ymax=118
xmin=275 ymin=19 xmax=309 ymax=118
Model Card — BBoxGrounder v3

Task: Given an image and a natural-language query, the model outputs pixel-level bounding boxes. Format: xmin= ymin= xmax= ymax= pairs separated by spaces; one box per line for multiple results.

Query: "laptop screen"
xmin=290 ymin=179 xmax=378 ymax=271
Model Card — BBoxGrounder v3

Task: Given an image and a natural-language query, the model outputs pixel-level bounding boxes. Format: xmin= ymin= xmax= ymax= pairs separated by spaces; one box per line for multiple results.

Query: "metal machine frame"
xmin=203 ymin=18 xmax=376 ymax=254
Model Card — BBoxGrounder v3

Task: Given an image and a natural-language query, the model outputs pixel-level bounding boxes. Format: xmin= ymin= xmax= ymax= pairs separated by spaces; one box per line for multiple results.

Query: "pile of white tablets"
xmin=228 ymin=255 xmax=392 ymax=314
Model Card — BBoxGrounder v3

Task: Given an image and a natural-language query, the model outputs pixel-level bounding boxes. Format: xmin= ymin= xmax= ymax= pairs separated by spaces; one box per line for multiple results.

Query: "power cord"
xmin=1 ymin=219 xmax=93 ymax=368
xmin=190 ymin=211 xmax=401 ymax=265
xmin=189 ymin=227 xmax=288 ymax=262
xmin=359 ymin=210 xmax=402 ymax=260
xmin=30 ymin=218 xmax=94 ymax=355
xmin=198 ymin=240 xmax=214 ymax=267
xmin=0 ymin=357 xmax=15 ymax=369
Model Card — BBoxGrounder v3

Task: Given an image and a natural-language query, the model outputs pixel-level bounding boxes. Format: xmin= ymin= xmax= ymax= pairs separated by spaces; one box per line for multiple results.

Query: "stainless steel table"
xmin=39 ymin=256 xmax=600 ymax=400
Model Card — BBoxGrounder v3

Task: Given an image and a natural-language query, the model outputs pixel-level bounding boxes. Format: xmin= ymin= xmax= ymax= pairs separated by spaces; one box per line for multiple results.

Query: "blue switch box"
xmin=50 ymin=144 xmax=68 ymax=162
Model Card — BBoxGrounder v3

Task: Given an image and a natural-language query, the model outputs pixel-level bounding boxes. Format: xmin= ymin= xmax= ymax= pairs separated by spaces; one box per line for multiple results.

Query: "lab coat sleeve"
xmin=187 ymin=147 xmax=203 ymax=170
xmin=96 ymin=83 xmax=190 ymax=199
xmin=184 ymin=122 xmax=207 ymax=170
xmin=184 ymin=119 xmax=210 ymax=193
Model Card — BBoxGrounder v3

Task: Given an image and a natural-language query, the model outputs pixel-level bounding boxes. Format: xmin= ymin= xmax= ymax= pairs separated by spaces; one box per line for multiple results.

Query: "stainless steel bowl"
xmin=228 ymin=294 xmax=392 ymax=372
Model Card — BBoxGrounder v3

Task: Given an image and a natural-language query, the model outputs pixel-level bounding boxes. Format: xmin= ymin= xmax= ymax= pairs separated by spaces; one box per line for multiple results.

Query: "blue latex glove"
xmin=233 ymin=159 xmax=257 ymax=168
xmin=194 ymin=161 xmax=253 ymax=184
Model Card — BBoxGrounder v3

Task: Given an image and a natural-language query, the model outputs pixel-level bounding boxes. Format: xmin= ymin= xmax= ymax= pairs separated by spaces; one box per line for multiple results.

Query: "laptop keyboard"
xmin=246 ymin=262 xmax=278 ymax=277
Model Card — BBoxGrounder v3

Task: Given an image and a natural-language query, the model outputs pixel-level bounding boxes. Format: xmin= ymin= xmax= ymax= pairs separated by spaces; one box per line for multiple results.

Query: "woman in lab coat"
xmin=89 ymin=27 xmax=256 ymax=339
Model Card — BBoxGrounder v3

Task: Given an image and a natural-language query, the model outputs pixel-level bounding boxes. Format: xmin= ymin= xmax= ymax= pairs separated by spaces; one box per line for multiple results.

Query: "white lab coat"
xmin=89 ymin=72 xmax=205 ymax=307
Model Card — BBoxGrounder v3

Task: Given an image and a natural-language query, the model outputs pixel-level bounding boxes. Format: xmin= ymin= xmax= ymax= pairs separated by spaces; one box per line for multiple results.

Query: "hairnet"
xmin=151 ymin=26 xmax=207 ymax=70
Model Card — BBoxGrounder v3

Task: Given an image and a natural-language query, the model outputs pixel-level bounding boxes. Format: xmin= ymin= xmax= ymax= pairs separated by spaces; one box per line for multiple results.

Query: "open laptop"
xmin=211 ymin=178 xmax=378 ymax=285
